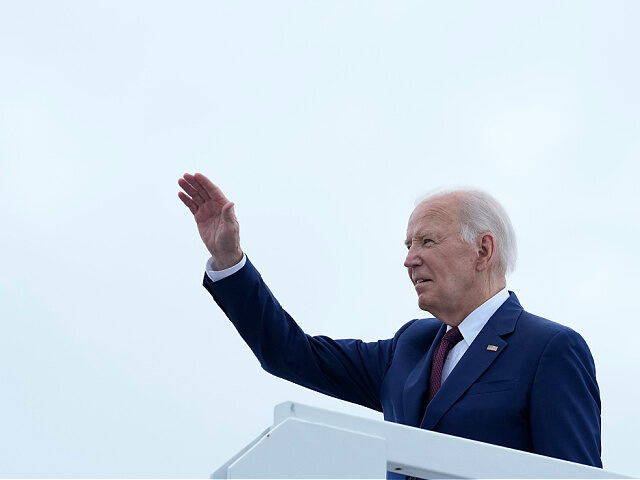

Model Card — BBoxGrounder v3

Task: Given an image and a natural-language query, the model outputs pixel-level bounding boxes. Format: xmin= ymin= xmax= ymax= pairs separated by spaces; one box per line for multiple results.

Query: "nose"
xmin=404 ymin=244 xmax=421 ymax=269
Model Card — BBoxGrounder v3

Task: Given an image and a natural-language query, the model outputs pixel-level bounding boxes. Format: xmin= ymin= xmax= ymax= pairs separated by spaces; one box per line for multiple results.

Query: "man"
xmin=178 ymin=172 xmax=602 ymax=469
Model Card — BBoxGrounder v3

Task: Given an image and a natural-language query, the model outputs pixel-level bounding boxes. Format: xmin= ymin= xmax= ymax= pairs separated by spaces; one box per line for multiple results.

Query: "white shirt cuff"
xmin=205 ymin=254 xmax=247 ymax=282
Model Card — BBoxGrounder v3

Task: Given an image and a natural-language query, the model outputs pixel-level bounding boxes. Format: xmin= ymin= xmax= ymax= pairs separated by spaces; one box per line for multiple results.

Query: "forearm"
xmin=203 ymin=257 xmax=391 ymax=411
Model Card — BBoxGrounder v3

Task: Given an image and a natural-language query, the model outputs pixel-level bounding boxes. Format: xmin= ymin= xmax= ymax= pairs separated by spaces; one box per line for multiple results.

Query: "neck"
xmin=438 ymin=275 xmax=507 ymax=327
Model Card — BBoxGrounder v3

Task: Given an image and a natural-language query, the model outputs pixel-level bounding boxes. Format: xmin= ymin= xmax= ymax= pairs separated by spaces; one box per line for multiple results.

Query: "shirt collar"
xmin=446 ymin=288 xmax=510 ymax=346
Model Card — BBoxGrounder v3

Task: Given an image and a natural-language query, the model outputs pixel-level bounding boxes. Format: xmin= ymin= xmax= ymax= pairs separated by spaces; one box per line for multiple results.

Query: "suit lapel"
xmin=402 ymin=323 xmax=446 ymax=427
xmin=420 ymin=292 xmax=523 ymax=431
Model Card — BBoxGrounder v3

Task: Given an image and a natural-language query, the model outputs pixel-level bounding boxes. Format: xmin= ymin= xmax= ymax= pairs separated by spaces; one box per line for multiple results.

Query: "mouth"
xmin=414 ymin=279 xmax=432 ymax=286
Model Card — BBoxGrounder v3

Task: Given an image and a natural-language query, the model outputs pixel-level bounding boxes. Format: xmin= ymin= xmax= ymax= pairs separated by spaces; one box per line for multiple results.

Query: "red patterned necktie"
xmin=427 ymin=326 xmax=464 ymax=403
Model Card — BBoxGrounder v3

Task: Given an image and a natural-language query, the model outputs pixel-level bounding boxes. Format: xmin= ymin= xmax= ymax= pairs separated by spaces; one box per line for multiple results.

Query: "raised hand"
xmin=178 ymin=173 xmax=243 ymax=269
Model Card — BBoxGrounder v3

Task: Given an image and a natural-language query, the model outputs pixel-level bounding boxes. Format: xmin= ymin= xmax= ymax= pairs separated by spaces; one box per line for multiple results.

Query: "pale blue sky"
xmin=1 ymin=1 xmax=639 ymax=477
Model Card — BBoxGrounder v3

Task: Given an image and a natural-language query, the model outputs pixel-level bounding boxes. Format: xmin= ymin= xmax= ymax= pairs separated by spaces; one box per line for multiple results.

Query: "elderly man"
xmin=178 ymin=172 xmax=601 ymax=469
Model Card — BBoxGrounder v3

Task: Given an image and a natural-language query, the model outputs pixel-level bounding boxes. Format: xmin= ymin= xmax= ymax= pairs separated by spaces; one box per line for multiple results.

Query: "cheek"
xmin=454 ymin=260 xmax=478 ymax=286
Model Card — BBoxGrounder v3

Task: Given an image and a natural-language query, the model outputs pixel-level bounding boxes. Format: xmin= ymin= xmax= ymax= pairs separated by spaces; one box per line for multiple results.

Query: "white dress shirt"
xmin=205 ymin=254 xmax=509 ymax=385
xmin=440 ymin=288 xmax=509 ymax=384
xmin=205 ymin=254 xmax=247 ymax=281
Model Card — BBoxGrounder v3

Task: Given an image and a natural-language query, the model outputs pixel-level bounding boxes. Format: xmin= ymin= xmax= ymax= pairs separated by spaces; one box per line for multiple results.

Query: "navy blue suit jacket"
xmin=204 ymin=258 xmax=602 ymax=468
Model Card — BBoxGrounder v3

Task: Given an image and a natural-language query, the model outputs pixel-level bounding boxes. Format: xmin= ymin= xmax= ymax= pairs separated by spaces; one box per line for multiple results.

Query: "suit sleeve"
xmin=529 ymin=328 xmax=602 ymax=467
xmin=203 ymin=257 xmax=402 ymax=411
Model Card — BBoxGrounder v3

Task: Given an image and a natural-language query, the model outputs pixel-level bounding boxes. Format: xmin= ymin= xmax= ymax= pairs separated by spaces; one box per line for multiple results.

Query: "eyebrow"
xmin=404 ymin=231 xmax=437 ymax=246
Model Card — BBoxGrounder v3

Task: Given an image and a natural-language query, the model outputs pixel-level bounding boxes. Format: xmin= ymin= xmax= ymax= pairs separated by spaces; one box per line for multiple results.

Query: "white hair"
xmin=417 ymin=188 xmax=518 ymax=276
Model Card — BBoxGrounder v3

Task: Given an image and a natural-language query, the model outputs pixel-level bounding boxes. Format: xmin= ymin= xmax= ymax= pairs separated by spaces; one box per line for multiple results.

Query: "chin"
xmin=417 ymin=299 xmax=434 ymax=313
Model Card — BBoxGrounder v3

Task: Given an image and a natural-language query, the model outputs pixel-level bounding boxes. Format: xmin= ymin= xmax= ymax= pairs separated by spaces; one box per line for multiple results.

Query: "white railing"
xmin=213 ymin=401 xmax=629 ymax=479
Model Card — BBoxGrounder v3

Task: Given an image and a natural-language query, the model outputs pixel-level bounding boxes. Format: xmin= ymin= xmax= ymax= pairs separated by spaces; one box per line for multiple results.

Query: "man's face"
xmin=404 ymin=195 xmax=479 ymax=321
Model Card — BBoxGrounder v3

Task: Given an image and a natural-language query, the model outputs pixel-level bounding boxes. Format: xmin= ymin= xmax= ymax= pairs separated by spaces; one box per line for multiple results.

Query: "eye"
xmin=423 ymin=238 xmax=434 ymax=246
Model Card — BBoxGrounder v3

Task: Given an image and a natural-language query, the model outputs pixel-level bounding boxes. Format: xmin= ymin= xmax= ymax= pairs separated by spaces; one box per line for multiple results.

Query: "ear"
xmin=476 ymin=233 xmax=496 ymax=272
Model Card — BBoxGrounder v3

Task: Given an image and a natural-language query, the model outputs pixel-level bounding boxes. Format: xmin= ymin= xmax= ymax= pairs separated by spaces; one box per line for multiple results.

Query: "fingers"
xmin=178 ymin=177 xmax=206 ymax=205
xmin=180 ymin=173 xmax=210 ymax=202
xmin=178 ymin=191 xmax=198 ymax=214
xmin=178 ymin=172 xmax=231 ymax=214
xmin=193 ymin=172 xmax=228 ymax=203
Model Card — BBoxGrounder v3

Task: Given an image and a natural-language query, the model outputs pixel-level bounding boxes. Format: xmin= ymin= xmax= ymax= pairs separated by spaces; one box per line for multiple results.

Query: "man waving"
xmin=178 ymin=172 xmax=602 ymax=468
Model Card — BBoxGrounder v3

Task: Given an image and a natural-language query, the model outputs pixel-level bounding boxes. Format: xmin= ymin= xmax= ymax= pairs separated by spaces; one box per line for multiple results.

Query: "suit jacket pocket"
xmin=465 ymin=379 xmax=517 ymax=395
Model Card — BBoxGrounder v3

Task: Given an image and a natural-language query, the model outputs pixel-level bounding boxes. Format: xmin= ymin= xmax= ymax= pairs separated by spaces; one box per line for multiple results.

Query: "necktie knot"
xmin=442 ymin=326 xmax=463 ymax=346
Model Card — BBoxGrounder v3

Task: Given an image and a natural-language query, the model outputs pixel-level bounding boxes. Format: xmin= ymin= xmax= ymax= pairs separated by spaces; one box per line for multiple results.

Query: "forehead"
xmin=406 ymin=196 xmax=462 ymax=237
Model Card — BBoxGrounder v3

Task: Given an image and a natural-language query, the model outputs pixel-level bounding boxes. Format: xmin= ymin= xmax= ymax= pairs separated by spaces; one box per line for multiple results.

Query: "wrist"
xmin=213 ymin=250 xmax=244 ymax=270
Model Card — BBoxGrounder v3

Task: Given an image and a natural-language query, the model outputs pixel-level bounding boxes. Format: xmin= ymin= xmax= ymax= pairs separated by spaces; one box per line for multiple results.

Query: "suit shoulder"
xmin=517 ymin=310 xmax=589 ymax=346
xmin=394 ymin=317 xmax=441 ymax=335
xmin=392 ymin=317 xmax=442 ymax=346
xmin=385 ymin=318 xmax=441 ymax=361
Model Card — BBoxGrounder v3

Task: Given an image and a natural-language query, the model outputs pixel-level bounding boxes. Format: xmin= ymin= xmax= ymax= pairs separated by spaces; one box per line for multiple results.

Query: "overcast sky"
xmin=1 ymin=1 xmax=639 ymax=477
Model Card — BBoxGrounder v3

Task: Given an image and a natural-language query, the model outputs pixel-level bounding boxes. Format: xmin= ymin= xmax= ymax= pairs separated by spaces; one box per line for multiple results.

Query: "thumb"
xmin=222 ymin=202 xmax=237 ymax=223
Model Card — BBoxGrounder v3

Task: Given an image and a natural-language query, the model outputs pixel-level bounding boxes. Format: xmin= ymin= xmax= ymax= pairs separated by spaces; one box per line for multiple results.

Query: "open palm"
xmin=178 ymin=172 xmax=243 ymax=269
